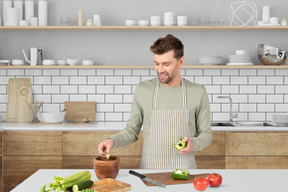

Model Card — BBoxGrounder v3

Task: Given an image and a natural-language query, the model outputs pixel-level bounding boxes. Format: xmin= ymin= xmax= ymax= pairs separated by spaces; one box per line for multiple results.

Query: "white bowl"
xmin=11 ymin=59 xmax=24 ymax=65
xmin=56 ymin=60 xmax=67 ymax=65
xmin=41 ymin=112 xmax=66 ymax=123
xmin=43 ymin=59 xmax=56 ymax=65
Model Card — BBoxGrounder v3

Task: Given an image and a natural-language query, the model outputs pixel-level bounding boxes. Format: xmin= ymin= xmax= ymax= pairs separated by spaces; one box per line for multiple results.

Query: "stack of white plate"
xmin=199 ymin=55 xmax=223 ymax=65
xmin=227 ymin=54 xmax=253 ymax=65
xmin=273 ymin=114 xmax=288 ymax=126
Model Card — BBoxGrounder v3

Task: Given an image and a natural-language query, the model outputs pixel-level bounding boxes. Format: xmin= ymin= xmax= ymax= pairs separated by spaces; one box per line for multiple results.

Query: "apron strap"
xmin=152 ymin=78 xmax=187 ymax=110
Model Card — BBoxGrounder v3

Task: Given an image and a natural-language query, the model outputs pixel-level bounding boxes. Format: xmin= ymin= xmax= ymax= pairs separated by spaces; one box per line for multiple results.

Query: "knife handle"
xmin=129 ymin=170 xmax=146 ymax=179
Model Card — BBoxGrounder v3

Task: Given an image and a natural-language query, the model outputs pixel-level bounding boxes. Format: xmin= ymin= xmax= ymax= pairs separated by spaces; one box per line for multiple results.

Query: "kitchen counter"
xmin=11 ymin=169 xmax=288 ymax=192
xmin=1 ymin=122 xmax=288 ymax=131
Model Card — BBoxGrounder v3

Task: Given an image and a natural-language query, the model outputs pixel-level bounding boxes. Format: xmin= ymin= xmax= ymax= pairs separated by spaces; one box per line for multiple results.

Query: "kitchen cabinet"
xmin=225 ymin=132 xmax=288 ymax=169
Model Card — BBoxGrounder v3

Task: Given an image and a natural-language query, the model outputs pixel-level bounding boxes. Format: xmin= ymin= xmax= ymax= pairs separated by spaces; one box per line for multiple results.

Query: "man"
xmin=98 ymin=34 xmax=212 ymax=169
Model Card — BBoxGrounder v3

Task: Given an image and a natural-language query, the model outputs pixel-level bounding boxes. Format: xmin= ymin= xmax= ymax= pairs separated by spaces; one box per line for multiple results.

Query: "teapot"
xmin=22 ymin=48 xmax=43 ymax=66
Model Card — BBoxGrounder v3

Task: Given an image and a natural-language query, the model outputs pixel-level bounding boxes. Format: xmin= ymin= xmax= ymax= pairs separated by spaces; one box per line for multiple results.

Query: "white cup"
xmin=164 ymin=12 xmax=175 ymax=26
xmin=29 ymin=17 xmax=38 ymax=26
xmin=270 ymin=17 xmax=279 ymax=25
xmin=236 ymin=50 xmax=249 ymax=55
xmin=138 ymin=20 xmax=149 ymax=26
xmin=56 ymin=60 xmax=67 ymax=65
xmin=125 ymin=20 xmax=136 ymax=26
xmin=150 ymin=16 xmax=161 ymax=26
xmin=177 ymin=16 xmax=187 ymax=26
xmin=19 ymin=20 xmax=28 ymax=26
xmin=82 ymin=60 xmax=94 ymax=65
xmin=93 ymin=14 xmax=101 ymax=26
xmin=262 ymin=6 xmax=270 ymax=24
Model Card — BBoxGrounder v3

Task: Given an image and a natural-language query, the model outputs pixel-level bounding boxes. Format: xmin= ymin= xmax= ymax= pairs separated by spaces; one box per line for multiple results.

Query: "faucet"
xmin=217 ymin=96 xmax=238 ymax=123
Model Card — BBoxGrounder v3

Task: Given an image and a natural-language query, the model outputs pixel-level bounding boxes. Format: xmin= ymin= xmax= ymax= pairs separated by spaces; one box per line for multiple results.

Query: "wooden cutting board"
xmin=142 ymin=172 xmax=210 ymax=186
xmin=16 ymin=86 xmax=32 ymax=122
xmin=89 ymin=178 xmax=131 ymax=192
xmin=64 ymin=101 xmax=96 ymax=122
xmin=6 ymin=78 xmax=31 ymax=122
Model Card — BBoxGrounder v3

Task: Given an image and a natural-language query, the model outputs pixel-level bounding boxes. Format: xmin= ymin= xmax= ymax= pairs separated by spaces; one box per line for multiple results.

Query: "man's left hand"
xmin=178 ymin=137 xmax=194 ymax=155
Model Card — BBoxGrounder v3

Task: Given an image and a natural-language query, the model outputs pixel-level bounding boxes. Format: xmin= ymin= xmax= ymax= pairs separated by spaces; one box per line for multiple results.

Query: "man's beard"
xmin=158 ymin=72 xmax=172 ymax=84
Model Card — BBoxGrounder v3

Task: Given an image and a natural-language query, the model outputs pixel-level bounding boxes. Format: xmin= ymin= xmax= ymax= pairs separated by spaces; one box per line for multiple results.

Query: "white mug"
xmin=93 ymin=14 xmax=101 ymax=26
xmin=270 ymin=17 xmax=279 ymax=25
xmin=82 ymin=60 xmax=94 ymax=65
xmin=164 ymin=12 xmax=175 ymax=26
xmin=150 ymin=16 xmax=161 ymax=26
xmin=138 ymin=20 xmax=149 ymax=26
xmin=19 ymin=20 xmax=28 ymax=26
xmin=177 ymin=16 xmax=187 ymax=26
xmin=125 ymin=20 xmax=136 ymax=26
xmin=29 ymin=17 xmax=38 ymax=26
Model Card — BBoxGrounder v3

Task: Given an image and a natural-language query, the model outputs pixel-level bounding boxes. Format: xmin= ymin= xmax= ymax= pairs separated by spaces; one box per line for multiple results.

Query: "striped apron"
xmin=141 ymin=78 xmax=197 ymax=169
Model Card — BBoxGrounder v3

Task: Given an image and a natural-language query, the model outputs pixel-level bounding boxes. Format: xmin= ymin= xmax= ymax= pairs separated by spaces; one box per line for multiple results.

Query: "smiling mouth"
xmin=159 ymin=73 xmax=168 ymax=78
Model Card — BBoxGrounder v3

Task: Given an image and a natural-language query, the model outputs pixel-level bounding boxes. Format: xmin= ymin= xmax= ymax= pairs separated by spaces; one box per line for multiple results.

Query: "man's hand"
xmin=178 ymin=137 xmax=194 ymax=155
xmin=98 ymin=138 xmax=114 ymax=157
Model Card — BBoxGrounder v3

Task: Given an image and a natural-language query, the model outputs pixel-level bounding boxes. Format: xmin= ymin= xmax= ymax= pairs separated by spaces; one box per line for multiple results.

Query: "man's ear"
xmin=179 ymin=56 xmax=184 ymax=67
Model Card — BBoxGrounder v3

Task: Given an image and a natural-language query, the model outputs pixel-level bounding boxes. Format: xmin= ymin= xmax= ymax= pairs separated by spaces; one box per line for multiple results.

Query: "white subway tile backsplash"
xmin=249 ymin=94 xmax=266 ymax=103
xmin=275 ymin=69 xmax=288 ymax=76
xmin=230 ymin=94 xmax=248 ymax=103
xmin=34 ymin=76 xmax=51 ymax=84
xmin=239 ymin=69 xmax=256 ymax=76
xmin=96 ymin=112 xmax=105 ymax=121
xmin=231 ymin=76 xmax=247 ymax=84
xmin=257 ymin=69 xmax=274 ymax=76
xmin=43 ymin=85 xmax=60 ymax=94
xmin=97 ymin=104 xmax=113 ymax=112
xmin=0 ymin=69 xmax=6 ymax=76
xmin=115 ymin=69 xmax=131 ymax=76
xmin=248 ymin=113 xmax=265 ymax=121
xmin=221 ymin=69 xmax=238 ymax=76
xmin=106 ymin=95 xmax=123 ymax=103
xmin=43 ymin=69 xmax=60 ymax=76
xmin=132 ymin=69 xmax=149 ymax=76
xmin=257 ymin=104 xmax=274 ymax=112
xmin=285 ymin=76 xmax=288 ymax=85
xmin=31 ymin=85 xmax=42 ymax=94
xmin=275 ymin=104 xmax=288 ymax=112
xmin=42 ymin=103 xmax=60 ymax=112
xmin=97 ymin=69 xmax=113 ymax=76
xmin=284 ymin=95 xmax=288 ymax=103
xmin=105 ymin=113 xmax=122 ymax=121
xmin=186 ymin=69 xmax=203 ymax=76
xmin=61 ymin=69 xmax=78 ymax=76
xmin=141 ymin=76 xmax=155 ymax=81
xmin=70 ymin=95 xmax=87 ymax=101
xmin=195 ymin=76 xmax=212 ymax=85
xmin=209 ymin=104 xmax=221 ymax=112
xmin=123 ymin=76 xmax=141 ymax=84
xmin=123 ymin=112 xmax=131 ymax=121
xmin=275 ymin=85 xmax=288 ymax=94
xmin=258 ymin=85 xmax=274 ymax=94
xmin=52 ymin=95 xmax=69 ymax=103
xmin=234 ymin=113 xmax=248 ymax=122
xmin=0 ymin=95 xmax=7 ymax=103
xmin=7 ymin=69 xmax=24 ymax=76
xmin=221 ymin=103 xmax=238 ymax=112
xmin=204 ymin=69 xmax=220 ymax=76
xmin=106 ymin=76 xmax=122 ymax=84
xmin=222 ymin=85 xmax=238 ymax=94
xmin=115 ymin=104 xmax=131 ymax=112
xmin=239 ymin=85 xmax=256 ymax=94
xmin=248 ymin=76 xmax=265 ymax=84
xmin=213 ymin=112 xmax=230 ymax=121
xmin=70 ymin=76 xmax=86 ymax=84
xmin=266 ymin=95 xmax=283 ymax=103
xmin=88 ymin=76 xmax=104 ymax=84
xmin=79 ymin=69 xmax=96 ymax=76
xmin=0 ymin=86 xmax=6 ymax=94
xmin=149 ymin=69 xmax=157 ymax=76
xmin=205 ymin=85 xmax=221 ymax=94
xmin=213 ymin=76 xmax=230 ymax=84
xmin=79 ymin=85 xmax=96 ymax=94
xmin=0 ymin=104 xmax=7 ymax=112
xmin=115 ymin=85 xmax=131 ymax=93
xmin=25 ymin=69 xmax=42 ymax=76
xmin=33 ymin=94 xmax=51 ymax=102
xmin=88 ymin=95 xmax=104 ymax=103
xmin=0 ymin=77 xmax=10 ymax=84
xmin=52 ymin=76 xmax=69 ymax=84
xmin=240 ymin=104 xmax=257 ymax=112
xmin=266 ymin=76 xmax=283 ymax=85
xmin=180 ymin=69 xmax=186 ymax=76
xmin=123 ymin=95 xmax=133 ymax=103
xmin=97 ymin=85 xmax=113 ymax=94
xmin=61 ymin=85 xmax=78 ymax=94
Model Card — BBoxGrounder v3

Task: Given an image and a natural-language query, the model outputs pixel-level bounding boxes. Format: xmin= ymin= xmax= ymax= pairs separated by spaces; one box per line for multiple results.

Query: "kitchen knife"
xmin=129 ymin=170 xmax=166 ymax=188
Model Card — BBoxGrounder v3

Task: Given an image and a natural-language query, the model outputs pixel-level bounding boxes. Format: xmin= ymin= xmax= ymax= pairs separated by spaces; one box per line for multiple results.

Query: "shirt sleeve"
xmin=109 ymin=85 xmax=143 ymax=149
xmin=190 ymin=87 xmax=212 ymax=151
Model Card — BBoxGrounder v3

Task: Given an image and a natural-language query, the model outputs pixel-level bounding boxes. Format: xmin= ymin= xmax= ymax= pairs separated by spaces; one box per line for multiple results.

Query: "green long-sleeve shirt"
xmin=110 ymin=77 xmax=212 ymax=151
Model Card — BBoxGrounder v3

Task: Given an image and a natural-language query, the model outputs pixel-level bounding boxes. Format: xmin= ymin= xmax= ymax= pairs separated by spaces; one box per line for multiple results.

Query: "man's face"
xmin=154 ymin=50 xmax=183 ymax=86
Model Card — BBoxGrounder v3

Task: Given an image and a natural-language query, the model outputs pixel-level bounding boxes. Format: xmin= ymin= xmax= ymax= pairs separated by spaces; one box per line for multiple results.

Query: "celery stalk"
xmin=61 ymin=171 xmax=91 ymax=184
xmin=61 ymin=174 xmax=91 ymax=189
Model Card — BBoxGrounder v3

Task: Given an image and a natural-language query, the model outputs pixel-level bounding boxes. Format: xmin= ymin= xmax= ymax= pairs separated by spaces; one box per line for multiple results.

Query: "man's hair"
xmin=150 ymin=34 xmax=184 ymax=60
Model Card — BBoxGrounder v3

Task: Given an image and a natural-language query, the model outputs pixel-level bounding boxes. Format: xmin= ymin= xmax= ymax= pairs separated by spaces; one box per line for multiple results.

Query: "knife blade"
xmin=129 ymin=170 xmax=166 ymax=188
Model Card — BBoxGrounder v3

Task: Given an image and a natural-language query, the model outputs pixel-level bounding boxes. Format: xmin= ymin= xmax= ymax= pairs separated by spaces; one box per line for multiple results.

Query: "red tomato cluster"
xmin=193 ymin=173 xmax=222 ymax=191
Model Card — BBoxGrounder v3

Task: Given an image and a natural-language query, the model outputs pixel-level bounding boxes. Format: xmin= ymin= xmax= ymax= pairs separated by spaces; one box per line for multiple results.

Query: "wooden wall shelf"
xmin=0 ymin=65 xmax=287 ymax=69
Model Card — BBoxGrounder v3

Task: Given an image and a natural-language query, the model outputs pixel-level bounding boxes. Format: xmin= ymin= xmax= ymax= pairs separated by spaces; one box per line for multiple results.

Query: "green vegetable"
xmin=173 ymin=136 xmax=187 ymax=150
xmin=72 ymin=180 xmax=94 ymax=192
xmin=172 ymin=169 xmax=190 ymax=180
xmin=105 ymin=151 xmax=110 ymax=161
xmin=81 ymin=189 xmax=97 ymax=192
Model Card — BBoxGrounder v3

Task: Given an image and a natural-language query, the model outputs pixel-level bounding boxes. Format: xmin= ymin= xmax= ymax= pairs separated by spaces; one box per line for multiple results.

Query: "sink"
xmin=211 ymin=122 xmax=235 ymax=126
xmin=235 ymin=122 xmax=275 ymax=127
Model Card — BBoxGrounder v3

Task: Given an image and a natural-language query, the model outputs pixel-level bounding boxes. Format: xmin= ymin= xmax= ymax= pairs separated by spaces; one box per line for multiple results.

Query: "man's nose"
xmin=158 ymin=64 xmax=164 ymax=73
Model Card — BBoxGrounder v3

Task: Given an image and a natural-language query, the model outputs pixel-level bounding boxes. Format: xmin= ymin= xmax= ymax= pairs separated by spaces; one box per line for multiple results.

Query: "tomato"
xmin=208 ymin=173 xmax=222 ymax=187
xmin=193 ymin=177 xmax=209 ymax=191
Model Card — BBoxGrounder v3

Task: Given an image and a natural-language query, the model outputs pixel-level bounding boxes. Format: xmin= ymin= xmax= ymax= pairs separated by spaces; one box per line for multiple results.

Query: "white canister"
xmin=38 ymin=0 xmax=48 ymax=26
xmin=4 ymin=7 xmax=19 ymax=26
xmin=3 ymin=0 xmax=12 ymax=26
xmin=0 ymin=17 xmax=2 ymax=26
xmin=25 ymin=0 xmax=34 ymax=21
xmin=93 ymin=14 xmax=101 ymax=26
xmin=29 ymin=17 xmax=38 ymax=26
xmin=262 ymin=6 xmax=270 ymax=24
xmin=14 ymin=0 xmax=23 ymax=21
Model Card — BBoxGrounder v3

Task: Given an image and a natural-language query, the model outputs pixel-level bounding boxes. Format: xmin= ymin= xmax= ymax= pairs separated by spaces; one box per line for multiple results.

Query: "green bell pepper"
xmin=173 ymin=136 xmax=187 ymax=150
xmin=172 ymin=169 xmax=190 ymax=180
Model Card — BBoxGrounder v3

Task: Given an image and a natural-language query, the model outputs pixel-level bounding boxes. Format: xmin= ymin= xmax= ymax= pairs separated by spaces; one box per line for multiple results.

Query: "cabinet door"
xmin=3 ymin=131 xmax=62 ymax=156
xmin=194 ymin=132 xmax=225 ymax=156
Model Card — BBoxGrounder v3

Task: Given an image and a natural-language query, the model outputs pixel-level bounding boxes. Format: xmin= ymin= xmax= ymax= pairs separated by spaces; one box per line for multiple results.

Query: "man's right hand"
xmin=98 ymin=138 xmax=114 ymax=157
